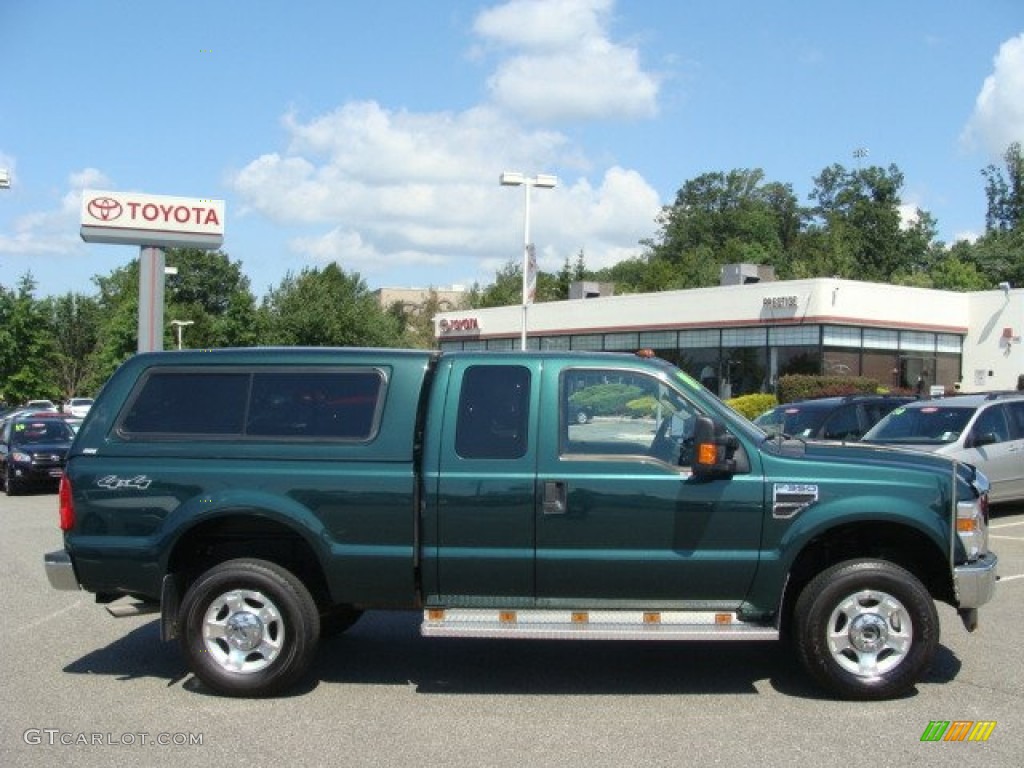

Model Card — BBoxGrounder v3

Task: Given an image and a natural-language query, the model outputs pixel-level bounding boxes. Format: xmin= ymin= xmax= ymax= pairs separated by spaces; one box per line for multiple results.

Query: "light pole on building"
xmin=499 ymin=171 xmax=557 ymax=350
xmin=170 ymin=319 xmax=194 ymax=350
xmin=0 ymin=169 xmax=10 ymax=189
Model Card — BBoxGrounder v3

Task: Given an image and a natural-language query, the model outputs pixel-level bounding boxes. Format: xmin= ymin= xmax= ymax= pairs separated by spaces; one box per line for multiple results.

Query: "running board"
xmin=422 ymin=608 xmax=778 ymax=641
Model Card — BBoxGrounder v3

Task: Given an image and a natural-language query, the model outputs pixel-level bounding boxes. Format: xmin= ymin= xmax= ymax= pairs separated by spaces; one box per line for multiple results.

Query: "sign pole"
xmin=138 ymin=246 xmax=166 ymax=353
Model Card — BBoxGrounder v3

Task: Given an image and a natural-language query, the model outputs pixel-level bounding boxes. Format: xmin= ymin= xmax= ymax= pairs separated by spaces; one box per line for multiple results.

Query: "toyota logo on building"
xmin=86 ymin=196 xmax=123 ymax=222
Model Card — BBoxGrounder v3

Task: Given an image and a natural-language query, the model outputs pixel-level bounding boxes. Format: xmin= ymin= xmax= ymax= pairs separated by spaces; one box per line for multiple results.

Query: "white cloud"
xmin=962 ymin=33 xmax=1024 ymax=158
xmin=228 ymin=0 xmax=664 ymax=286
xmin=0 ymin=167 xmax=111 ymax=256
xmin=230 ymin=101 xmax=661 ymax=281
xmin=474 ymin=0 xmax=659 ymax=122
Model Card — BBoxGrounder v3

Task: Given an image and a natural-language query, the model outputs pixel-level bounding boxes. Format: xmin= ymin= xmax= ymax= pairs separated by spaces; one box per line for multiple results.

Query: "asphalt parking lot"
xmin=1 ymin=491 xmax=1021 ymax=768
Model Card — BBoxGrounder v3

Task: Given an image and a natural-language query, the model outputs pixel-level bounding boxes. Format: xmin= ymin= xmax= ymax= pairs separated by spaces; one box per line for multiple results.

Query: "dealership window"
xmin=722 ymin=328 xmax=767 ymax=397
xmin=571 ymin=334 xmax=603 ymax=350
xmin=823 ymin=326 xmax=862 ymax=348
xmin=863 ymin=329 xmax=899 ymax=350
xmin=679 ymin=329 xmax=721 ymax=348
xmin=486 ymin=338 xmax=516 ymax=351
xmin=541 ymin=336 xmax=570 ymax=351
xmin=823 ymin=349 xmax=861 ymax=376
xmin=775 ymin=346 xmax=821 ymax=378
xmin=603 ymin=332 xmax=640 ymax=351
xmin=640 ymin=331 xmax=678 ymax=349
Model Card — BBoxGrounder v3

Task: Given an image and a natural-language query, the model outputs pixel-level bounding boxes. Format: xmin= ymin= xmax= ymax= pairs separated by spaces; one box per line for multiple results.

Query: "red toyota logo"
xmin=87 ymin=197 xmax=123 ymax=221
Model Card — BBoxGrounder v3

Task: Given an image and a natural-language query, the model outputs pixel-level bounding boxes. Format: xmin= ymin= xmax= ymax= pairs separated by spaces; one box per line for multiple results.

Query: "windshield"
xmin=11 ymin=420 xmax=74 ymax=444
xmin=862 ymin=405 xmax=972 ymax=445
xmin=754 ymin=406 xmax=828 ymax=438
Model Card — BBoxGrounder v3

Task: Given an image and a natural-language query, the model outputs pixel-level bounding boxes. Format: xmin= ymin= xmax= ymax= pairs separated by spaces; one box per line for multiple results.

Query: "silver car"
xmin=862 ymin=392 xmax=1024 ymax=504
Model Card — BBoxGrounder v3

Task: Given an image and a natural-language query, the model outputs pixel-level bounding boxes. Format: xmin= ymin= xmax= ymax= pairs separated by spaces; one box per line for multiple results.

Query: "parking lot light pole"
xmin=499 ymin=171 xmax=557 ymax=350
xmin=170 ymin=319 xmax=194 ymax=350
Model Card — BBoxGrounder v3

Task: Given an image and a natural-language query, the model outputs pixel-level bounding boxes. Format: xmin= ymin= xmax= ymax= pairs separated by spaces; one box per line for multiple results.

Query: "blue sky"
xmin=1 ymin=0 xmax=1022 ymax=300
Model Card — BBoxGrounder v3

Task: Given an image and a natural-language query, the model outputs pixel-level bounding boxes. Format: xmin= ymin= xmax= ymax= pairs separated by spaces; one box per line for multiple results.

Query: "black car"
xmin=753 ymin=394 xmax=915 ymax=441
xmin=0 ymin=413 xmax=75 ymax=495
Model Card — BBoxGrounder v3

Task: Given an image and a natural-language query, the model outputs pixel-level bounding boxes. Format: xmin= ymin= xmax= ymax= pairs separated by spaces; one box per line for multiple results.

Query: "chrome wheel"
xmin=826 ymin=589 xmax=912 ymax=677
xmin=202 ymin=588 xmax=285 ymax=675
xmin=794 ymin=559 xmax=938 ymax=700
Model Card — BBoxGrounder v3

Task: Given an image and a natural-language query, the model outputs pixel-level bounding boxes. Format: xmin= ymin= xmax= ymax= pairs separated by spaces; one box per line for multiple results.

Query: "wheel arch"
xmin=164 ymin=510 xmax=335 ymax=618
xmin=778 ymin=520 xmax=955 ymax=637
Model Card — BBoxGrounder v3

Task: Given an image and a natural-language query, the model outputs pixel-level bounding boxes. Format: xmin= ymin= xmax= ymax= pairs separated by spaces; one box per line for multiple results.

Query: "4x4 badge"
xmin=96 ymin=475 xmax=153 ymax=490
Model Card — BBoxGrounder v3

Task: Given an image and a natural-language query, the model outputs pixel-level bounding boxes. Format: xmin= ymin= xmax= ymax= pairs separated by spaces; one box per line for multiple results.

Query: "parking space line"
xmin=991 ymin=520 xmax=1024 ymax=529
xmin=991 ymin=534 xmax=1024 ymax=541
xmin=998 ymin=574 xmax=1023 ymax=582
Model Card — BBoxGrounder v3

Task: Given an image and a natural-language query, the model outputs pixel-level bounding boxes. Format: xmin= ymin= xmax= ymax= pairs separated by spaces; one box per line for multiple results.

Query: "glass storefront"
xmin=440 ymin=324 xmax=964 ymax=397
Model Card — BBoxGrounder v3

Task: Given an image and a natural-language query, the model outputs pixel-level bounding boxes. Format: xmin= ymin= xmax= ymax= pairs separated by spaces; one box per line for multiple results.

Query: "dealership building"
xmin=434 ymin=270 xmax=1024 ymax=397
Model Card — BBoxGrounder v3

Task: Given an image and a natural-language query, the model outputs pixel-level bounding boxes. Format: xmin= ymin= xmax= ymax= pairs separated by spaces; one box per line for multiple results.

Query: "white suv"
xmin=63 ymin=398 xmax=94 ymax=419
xmin=862 ymin=392 xmax=1024 ymax=504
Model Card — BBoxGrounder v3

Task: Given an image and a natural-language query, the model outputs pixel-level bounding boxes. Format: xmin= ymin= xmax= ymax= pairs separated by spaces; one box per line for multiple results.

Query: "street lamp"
xmin=500 ymin=171 xmax=557 ymax=350
xmin=0 ymin=168 xmax=10 ymax=189
xmin=169 ymin=319 xmax=194 ymax=350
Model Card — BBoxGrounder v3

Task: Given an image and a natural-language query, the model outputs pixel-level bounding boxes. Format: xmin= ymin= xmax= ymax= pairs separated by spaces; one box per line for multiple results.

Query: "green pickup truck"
xmin=44 ymin=348 xmax=997 ymax=699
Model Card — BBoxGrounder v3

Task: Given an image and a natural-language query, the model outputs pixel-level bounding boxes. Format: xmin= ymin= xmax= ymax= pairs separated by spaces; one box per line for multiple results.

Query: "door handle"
xmin=542 ymin=481 xmax=567 ymax=515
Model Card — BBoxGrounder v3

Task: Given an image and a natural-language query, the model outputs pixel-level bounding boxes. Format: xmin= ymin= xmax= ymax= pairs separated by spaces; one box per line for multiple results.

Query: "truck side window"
xmin=456 ymin=365 xmax=530 ymax=459
xmin=248 ymin=370 xmax=384 ymax=440
xmin=561 ymin=369 xmax=699 ymax=466
xmin=121 ymin=372 xmax=249 ymax=436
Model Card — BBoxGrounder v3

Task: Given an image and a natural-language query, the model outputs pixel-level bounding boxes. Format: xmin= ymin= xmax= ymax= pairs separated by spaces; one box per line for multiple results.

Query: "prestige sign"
xmin=80 ymin=190 xmax=225 ymax=248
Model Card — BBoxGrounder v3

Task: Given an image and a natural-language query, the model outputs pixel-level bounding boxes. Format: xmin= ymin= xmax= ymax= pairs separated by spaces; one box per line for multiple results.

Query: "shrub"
xmin=776 ymin=374 xmax=880 ymax=403
xmin=727 ymin=393 xmax=777 ymax=420
xmin=570 ymin=383 xmax=646 ymax=416
xmin=625 ymin=395 xmax=659 ymax=418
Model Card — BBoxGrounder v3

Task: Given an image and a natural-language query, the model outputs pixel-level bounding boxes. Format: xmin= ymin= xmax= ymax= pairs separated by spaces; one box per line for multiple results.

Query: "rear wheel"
xmin=178 ymin=558 xmax=320 ymax=697
xmin=793 ymin=559 xmax=938 ymax=700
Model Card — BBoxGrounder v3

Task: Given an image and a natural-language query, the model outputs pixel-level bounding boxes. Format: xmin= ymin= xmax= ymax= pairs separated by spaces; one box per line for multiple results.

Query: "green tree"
xmin=0 ymin=274 xmax=59 ymax=404
xmin=982 ymin=142 xmax=1024 ymax=233
xmin=164 ymin=248 xmax=260 ymax=348
xmin=467 ymin=259 xmax=559 ymax=307
xmin=808 ymin=163 xmax=914 ymax=282
xmin=638 ymin=169 xmax=803 ymax=289
xmin=554 ymin=250 xmax=589 ymax=299
xmin=260 ymin=262 xmax=404 ymax=347
xmin=41 ymin=292 xmax=101 ymax=399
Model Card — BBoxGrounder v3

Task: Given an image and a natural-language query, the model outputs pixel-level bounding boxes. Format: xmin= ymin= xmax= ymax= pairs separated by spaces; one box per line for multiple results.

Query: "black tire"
xmin=793 ymin=559 xmax=938 ymax=700
xmin=178 ymin=558 xmax=320 ymax=697
xmin=4 ymin=465 xmax=22 ymax=496
xmin=320 ymin=606 xmax=364 ymax=638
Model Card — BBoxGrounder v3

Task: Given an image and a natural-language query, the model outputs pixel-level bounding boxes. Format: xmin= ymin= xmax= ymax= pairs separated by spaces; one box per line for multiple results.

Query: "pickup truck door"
xmin=422 ymin=358 xmax=540 ymax=605
xmin=534 ymin=364 xmax=764 ymax=606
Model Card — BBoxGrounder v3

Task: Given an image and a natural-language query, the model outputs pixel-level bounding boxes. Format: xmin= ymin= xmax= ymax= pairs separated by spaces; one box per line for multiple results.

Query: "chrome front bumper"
xmin=954 ymin=552 xmax=998 ymax=631
xmin=44 ymin=550 xmax=81 ymax=591
xmin=955 ymin=552 xmax=999 ymax=609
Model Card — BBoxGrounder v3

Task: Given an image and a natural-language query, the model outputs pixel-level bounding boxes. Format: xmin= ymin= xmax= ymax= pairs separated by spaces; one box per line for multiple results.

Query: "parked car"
xmin=25 ymin=399 xmax=58 ymax=412
xmin=862 ymin=392 xmax=1024 ymax=504
xmin=753 ymin=394 xmax=914 ymax=441
xmin=0 ymin=412 xmax=75 ymax=495
xmin=63 ymin=397 xmax=94 ymax=418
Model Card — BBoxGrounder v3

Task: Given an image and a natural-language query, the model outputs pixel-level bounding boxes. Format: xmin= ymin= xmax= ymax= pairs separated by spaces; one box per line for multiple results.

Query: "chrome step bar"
xmin=421 ymin=608 xmax=778 ymax=641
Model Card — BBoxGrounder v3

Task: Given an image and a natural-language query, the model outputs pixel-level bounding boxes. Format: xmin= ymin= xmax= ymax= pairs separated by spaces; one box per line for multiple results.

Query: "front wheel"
xmin=178 ymin=558 xmax=320 ymax=697
xmin=4 ymin=465 xmax=22 ymax=496
xmin=793 ymin=559 xmax=938 ymax=700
